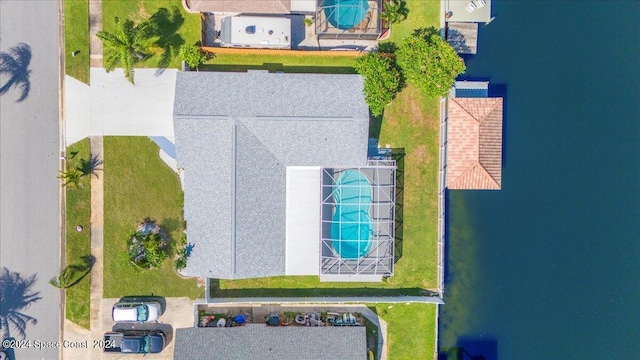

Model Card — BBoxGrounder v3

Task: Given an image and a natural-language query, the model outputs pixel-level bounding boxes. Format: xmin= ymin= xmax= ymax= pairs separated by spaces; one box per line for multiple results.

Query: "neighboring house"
xmin=220 ymin=16 xmax=291 ymax=49
xmin=173 ymin=71 xmax=396 ymax=282
xmin=190 ymin=0 xmax=383 ymax=41
xmin=446 ymin=81 xmax=504 ymax=190
xmin=173 ymin=325 xmax=366 ymax=360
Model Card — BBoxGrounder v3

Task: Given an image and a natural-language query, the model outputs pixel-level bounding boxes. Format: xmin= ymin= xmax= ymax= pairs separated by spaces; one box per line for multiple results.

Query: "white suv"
xmin=112 ymin=301 xmax=162 ymax=323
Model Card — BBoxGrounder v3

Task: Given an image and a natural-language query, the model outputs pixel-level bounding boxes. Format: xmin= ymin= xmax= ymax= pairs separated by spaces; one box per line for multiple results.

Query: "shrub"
xmin=174 ymin=233 xmax=190 ymax=271
xmin=396 ymin=27 xmax=466 ymax=98
xmin=355 ymin=51 xmax=402 ymax=116
xmin=380 ymin=0 xmax=409 ymax=25
xmin=49 ymin=256 xmax=93 ymax=288
xmin=127 ymin=219 xmax=169 ymax=269
xmin=179 ymin=43 xmax=208 ymax=70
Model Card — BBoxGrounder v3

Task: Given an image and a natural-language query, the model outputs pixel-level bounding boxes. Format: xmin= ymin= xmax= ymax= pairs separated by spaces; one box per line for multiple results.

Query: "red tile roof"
xmin=186 ymin=0 xmax=291 ymax=14
xmin=446 ymin=97 xmax=503 ymax=190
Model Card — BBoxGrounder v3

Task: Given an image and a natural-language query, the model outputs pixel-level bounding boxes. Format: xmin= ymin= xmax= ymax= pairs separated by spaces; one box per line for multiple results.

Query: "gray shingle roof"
xmin=173 ymin=325 xmax=367 ymax=360
xmin=174 ymin=71 xmax=369 ymax=279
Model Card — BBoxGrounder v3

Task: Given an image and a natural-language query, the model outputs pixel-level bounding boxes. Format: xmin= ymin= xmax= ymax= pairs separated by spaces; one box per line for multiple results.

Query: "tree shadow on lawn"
xmin=149 ymin=7 xmax=185 ymax=75
xmin=160 ymin=217 xmax=183 ymax=253
xmin=392 ymin=149 xmax=405 ymax=264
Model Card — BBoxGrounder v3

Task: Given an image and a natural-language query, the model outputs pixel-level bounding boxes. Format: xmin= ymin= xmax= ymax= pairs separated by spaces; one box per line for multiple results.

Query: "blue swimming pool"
xmin=331 ymin=170 xmax=373 ymax=259
xmin=323 ymin=0 xmax=369 ymax=30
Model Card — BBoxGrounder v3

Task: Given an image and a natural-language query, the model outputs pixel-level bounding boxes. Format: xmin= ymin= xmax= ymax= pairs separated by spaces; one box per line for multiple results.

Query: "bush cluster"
xmin=355 ymin=27 xmax=466 ymax=114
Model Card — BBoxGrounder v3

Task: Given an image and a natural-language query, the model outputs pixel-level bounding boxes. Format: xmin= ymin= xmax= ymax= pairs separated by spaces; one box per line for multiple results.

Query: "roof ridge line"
xmin=450 ymin=97 xmax=480 ymax=123
xmin=476 ymin=163 xmax=501 ymax=188
xmin=448 ymin=162 xmax=478 ymax=188
xmin=231 ymin=123 xmax=237 ymax=277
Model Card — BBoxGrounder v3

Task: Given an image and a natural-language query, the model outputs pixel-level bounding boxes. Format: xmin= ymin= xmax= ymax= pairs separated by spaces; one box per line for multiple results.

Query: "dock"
xmin=446 ymin=22 xmax=478 ymax=54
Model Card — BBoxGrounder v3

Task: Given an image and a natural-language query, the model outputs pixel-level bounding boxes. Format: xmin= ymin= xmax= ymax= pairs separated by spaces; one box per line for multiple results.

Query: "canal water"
xmin=438 ymin=1 xmax=640 ymax=359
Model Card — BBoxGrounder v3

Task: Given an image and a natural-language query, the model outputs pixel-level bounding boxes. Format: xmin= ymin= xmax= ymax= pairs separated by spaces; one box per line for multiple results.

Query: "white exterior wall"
xmin=285 ymin=166 xmax=321 ymax=275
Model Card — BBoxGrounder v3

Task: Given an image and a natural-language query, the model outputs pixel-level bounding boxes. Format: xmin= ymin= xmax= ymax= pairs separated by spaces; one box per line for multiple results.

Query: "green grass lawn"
xmin=374 ymin=303 xmax=437 ymax=359
xmin=65 ymin=139 xmax=92 ymax=329
xmin=64 ymin=0 xmax=90 ymax=83
xmin=103 ymin=137 xmax=202 ymax=299
xmin=102 ymin=0 xmax=201 ymax=69
xmin=201 ymin=53 xmax=356 ymax=73
xmin=386 ymin=0 xmax=441 ymax=43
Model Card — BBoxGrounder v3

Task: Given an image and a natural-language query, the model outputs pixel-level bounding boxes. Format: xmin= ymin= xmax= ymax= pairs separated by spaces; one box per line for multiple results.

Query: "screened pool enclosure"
xmin=320 ymin=160 xmax=396 ymax=277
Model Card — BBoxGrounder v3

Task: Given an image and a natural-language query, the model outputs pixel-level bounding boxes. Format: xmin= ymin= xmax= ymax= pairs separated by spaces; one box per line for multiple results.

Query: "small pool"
xmin=323 ymin=0 xmax=369 ymax=30
xmin=331 ymin=170 xmax=373 ymax=259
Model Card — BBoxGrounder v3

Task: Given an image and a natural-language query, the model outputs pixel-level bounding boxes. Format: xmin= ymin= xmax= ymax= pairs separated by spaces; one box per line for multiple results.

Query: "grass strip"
xmin=64 ymin=138 xmax=91 ymax=329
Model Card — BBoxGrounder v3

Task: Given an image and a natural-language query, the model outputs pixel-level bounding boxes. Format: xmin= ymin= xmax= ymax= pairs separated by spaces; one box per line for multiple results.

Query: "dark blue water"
xmin=439 ymin=1 xmax=640 ymax=359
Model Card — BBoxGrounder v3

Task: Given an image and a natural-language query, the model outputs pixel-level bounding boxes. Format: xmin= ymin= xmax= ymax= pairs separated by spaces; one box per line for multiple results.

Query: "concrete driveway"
xmin=65 ymin=68 xmax=177 ymax=145
xmin=62 ymin=297 xmax=194 ymax=359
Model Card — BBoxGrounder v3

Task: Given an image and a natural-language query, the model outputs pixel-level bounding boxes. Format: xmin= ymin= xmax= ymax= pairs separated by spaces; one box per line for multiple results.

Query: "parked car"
xmin=0 ymin=338 xmax=16 ymax=360
xmin=104 ymin=331 xmax=165 ymax=354
xmin=112 ymin=301 xmax=162 ymax=323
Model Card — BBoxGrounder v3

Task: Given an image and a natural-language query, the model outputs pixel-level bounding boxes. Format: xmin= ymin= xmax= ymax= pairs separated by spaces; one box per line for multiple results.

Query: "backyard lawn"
xmin=102 ymin=137 xmax=202 ymax=299
xmin=374 ymin=303 xmax=437 ymax=359
xmin=64 ymin=139 xmax=92 ymax=329
xmin=64 ymin=0 xmax=90 ymax=83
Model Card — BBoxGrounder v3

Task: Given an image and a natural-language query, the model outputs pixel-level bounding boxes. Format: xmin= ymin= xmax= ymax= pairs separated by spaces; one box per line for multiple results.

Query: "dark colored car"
xmin=104 ymin=331 xmax=165 ymax=354
xmin=0 ymin=338 xmax=16 ymax=360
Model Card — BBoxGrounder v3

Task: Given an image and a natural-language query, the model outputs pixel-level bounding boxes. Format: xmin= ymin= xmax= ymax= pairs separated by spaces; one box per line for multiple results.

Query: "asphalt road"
xmin=0 ymin=1 xmax=62 ymax=359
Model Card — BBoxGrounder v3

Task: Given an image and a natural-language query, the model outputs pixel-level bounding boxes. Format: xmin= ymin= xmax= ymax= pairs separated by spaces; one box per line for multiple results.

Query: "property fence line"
xmin=437 ymin=97 xmax=448 ymax=298
xmin=200 ymin=296 xmax=444 ymax=305
xmin=201 ymin=46 xmax=363 ymax=57
xmin=433 ymin=96 xmax=448 ymax=360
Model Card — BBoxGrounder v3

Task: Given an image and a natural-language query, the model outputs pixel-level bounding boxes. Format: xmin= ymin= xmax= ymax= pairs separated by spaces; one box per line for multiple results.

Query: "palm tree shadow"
xmin=0 ymin=267 xmax=42 ymax=340
xmin=79 ymin=153 xmax=104 ymax=179
xmin=149 ymin=7 xmax=185 ymax=76
xmin=0 ymin=43 xmax=32 ymax=102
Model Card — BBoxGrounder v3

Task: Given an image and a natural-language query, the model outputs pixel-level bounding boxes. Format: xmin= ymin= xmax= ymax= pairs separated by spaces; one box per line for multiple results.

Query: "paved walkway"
xmin=89 ymin=0 xmax=102 ymax=67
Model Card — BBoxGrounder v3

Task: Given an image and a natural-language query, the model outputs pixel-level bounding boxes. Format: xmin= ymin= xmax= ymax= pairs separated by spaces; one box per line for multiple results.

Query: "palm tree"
xmin=96 ymin=17 xmax=151 ymax=84
xmin=380 ymin=0 xmax=409 ymax=25
xmin=49 ymin=255 xmax=94 ymax=288
xmin=0 ymin=268 xmax=42 ymax=339
xmin=0 ymin=43 xmax=32 ymax=102
xmin=58 ymin=165 xmax=83 ymax=189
